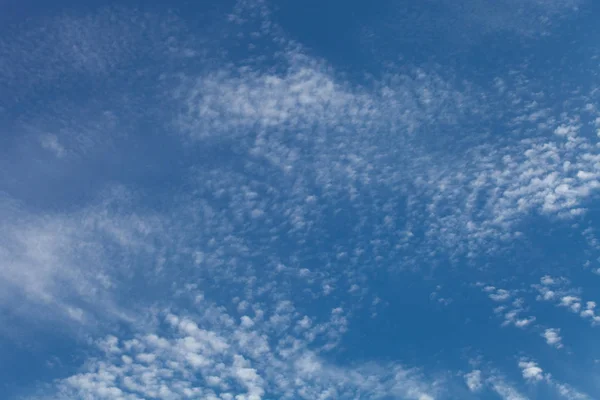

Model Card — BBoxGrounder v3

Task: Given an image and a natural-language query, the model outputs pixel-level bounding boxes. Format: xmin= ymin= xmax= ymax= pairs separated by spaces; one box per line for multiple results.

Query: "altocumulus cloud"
xmin=1 ymin=0 xmax=600 ymax=399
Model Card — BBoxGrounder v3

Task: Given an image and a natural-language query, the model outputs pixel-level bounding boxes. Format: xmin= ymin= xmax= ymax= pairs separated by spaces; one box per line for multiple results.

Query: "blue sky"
xmin=1 ymin=0 xmax=600 ymax=399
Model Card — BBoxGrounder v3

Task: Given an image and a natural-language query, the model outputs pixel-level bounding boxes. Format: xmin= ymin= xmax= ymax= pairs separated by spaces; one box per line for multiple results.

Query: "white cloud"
xmin=464 ymin=370 xmax=482 ymax=392
xmin=555 ymin=383 xmax=591 ymax=400
xmin=554 ymin=124 xmax=580 ymax=137
xmin=489 ymin=289 xmax=512 ymax=302
xmin=541 ymin=275 xmax=556 ymax=285
xmin=363 ymin=0 xmax=583 ymax=63
xmin=519 ymin=360 xmax=544 ymax=382
xmin=542 ymin=328 xmax=563 ymax=348
xmin=517 ymin=358 xmax=591 ymax=399
xmin=490 ymin=378 xmax=529 ymax=400
xmin=168 ymin=6 xmax=600 ymax=273
xmin=0 ymin=192 xmax=161 ymax=329
xmin=0 ymin=7 xmax=182 ymax=98
xmin=534 ymin=279 xmax=600 ymax=326
xmin=39 ymin=134 xmax=66 ymax=158
xmin=45 ymin=296 xmax=440 ymax=400
xmin=579 ymin=301 xmax=599 ymax=322
xmin=514 ymin=317 xmax=536 ymax=328
xmin=172 ymin=1 xmax=558 ymax=276
xmin=560 ymin=295 xmax=582 ymax=312
xmin=498 ymin=302 xmax=536 ymax=329
xmin=481 ymin=360 xmax=589 ymax=400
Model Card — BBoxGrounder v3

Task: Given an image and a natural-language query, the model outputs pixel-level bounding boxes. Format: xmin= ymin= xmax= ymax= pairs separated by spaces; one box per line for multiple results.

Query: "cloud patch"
xmin=46 ymin=295 xmax=440 ymax=400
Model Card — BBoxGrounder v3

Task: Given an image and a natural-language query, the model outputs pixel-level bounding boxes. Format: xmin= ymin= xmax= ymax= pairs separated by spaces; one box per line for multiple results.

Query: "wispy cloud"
xmin=490 ymin=378 xmax=529 ymax=400
xmin=38 ymin=134 xmax=66 ymax=158
xmin=0 ymin=191 xmax=162 ymax=330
